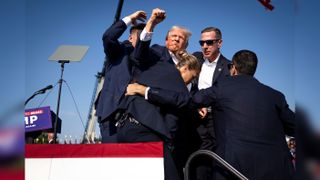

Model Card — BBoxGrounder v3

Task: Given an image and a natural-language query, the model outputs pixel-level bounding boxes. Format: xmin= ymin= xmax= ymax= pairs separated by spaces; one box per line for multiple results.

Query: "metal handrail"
xmin=184 ymin=150 xmax=249 ymax=180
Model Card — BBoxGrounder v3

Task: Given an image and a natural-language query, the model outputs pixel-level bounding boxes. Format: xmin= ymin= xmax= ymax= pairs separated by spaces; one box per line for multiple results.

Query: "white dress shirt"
xmin=198 ymin=54 xmax=220 ymax=90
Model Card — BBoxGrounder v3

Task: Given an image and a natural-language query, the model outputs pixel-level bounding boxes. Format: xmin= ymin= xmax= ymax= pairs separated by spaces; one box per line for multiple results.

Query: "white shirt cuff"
xmin=145 ymin=87 xmax=150 ymax=100
xmin=140 ymin=29 xmax=153 ymax=41
xmin=122 ymin=16 xmax=132 ymax=26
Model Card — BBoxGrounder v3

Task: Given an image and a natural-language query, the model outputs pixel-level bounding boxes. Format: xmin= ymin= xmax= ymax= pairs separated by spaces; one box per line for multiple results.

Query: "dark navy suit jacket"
xmin=120 ymin=39 xmax=188 ymax=141
xmin=192 ymin=75 xmax=295 ymax=180
xmin=95 ymin=20 xmax=134 ymax=122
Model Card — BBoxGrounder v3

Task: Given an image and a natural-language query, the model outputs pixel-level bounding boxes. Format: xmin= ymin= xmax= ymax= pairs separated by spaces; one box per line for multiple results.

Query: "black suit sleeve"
xmin=130 ymin=37 xmax=153 ymax=68
xmin=277 ymin=92 xmax=295 ymax=136
xmin=191 ymin=82 xmax=219 ymax=108
xmin=102 ymin=20 xmax=127 ymax=59
xmin=147 ymin=88 xmax=191 ymax=109
xmin=131 ymin=39 xmax=165 ymax=70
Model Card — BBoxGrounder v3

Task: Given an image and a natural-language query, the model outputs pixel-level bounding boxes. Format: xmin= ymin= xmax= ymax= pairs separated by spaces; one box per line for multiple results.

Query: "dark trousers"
xmin=195 ymin=112 xmax=216 ymax=180
xmin=172 ymin=116 xmax=201 ymax=180
xmin=197 ymin=112 xmax=216 ymax=150
xmin=99 ymin=117 xmax=118 ymax=143
xmin=117 ymin=117 xmax=181 ymax=180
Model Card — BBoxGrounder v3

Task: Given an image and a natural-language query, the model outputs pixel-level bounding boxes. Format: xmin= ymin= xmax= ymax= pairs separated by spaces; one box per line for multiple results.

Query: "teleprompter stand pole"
xmin=53 ymin=60 xmax=69 ymax=144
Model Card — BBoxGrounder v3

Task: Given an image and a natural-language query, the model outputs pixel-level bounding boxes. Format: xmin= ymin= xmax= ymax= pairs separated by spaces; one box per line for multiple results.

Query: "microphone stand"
xmin=53 ymin=60 xmax=69 ymax=144
xmin=25 ymin=84 xmax=53 ymax=144
xmin=25 ymin=86 xmax=53 ymax=106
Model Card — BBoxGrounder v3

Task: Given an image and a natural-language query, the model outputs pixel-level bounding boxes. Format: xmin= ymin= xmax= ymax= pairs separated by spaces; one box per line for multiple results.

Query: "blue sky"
xmin=2 ymin=0 xmax=319 ymax=140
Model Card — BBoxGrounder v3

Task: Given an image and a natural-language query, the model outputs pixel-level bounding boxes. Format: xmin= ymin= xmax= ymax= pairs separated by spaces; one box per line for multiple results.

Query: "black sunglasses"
xmin=199 ymin=39 xmax=220 ymax=46
xmin=227 ymin=62 xmax=234 ymax=70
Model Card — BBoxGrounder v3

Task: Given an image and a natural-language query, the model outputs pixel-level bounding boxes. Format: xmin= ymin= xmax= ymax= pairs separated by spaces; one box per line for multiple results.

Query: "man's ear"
xmin=128 ymin=34 xmax=133 ymax=42
xmin=217 ymin=39 xmax=222 ymax=49
xmin=232 ymin=68 xmax=238 ymax=76
xmin=230 ymin=67 xmax=236 ymax=76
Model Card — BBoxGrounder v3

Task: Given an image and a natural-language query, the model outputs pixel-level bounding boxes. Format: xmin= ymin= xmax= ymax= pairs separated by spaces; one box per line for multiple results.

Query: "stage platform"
xmin=25 ymin=142 xmax=164 ymax=180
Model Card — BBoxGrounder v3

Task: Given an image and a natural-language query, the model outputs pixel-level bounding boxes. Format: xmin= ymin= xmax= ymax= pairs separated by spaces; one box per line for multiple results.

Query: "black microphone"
xmin=36 ymin=85 xmax=53 ymax=94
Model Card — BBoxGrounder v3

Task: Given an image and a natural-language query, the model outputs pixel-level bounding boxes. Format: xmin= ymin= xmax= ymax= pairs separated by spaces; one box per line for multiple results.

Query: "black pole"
xmin=53 ymin=60 xmax=69 ymax=144
xmin=114 ymin=0 xmax=124 ymax=23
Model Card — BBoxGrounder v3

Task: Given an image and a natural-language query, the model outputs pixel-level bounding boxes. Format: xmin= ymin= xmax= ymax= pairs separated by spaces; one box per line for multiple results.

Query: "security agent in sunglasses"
xmin=192 ymin=27 xmax=231 ymax=180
